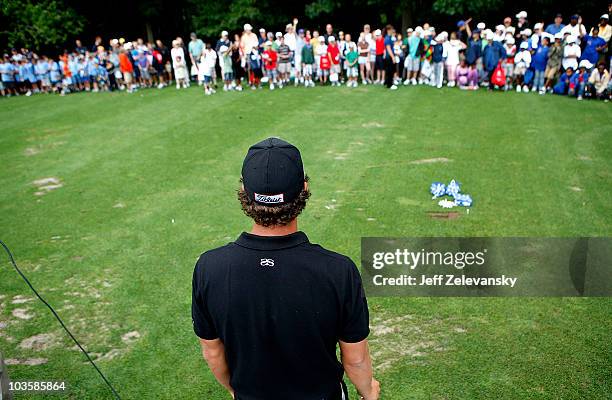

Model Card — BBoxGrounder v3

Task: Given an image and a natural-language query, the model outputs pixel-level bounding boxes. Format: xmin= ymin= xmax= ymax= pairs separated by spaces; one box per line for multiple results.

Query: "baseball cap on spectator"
xmin=570 ymin=15 xmax=579 ymax=20
xmin=415 ymin=26 xmax=423 ymax=34
xmin=374 ymin=29 xmax=382 ymax=36
xmin=298 ymin=28 xmax=304 ymax=34
xmin=519 ymin=41 xmax=529 ymax=49
xmin=601 ymin=14 xmax=609 ymax=20
xmin=318 ymin=36 xmax=325 ymax=42
xmin=485 ymin=31 xmax=494 ymax=40
xmin=259 ymin=28 xmax=266 ymax=33
xmin=554 ymin=32 xmax=563 ymax=40
xmin=578 ymin=60 xmax=592 ymax=69
xmin=477 ymin=22 xmax=486 ymax=30
xmin=555 ymin=13 xmax=563 ymax=19
xmin=534 ymin=22 xmax=543 ymax=31
xmin=506 ymin=36 xmax=515 ymax=45
xmin=457 ymin=20 xmax=465 ymax=27
xmin=221 ymin=30 xmax=228 ymax=37
xmin=521 ymin=28 xmax=532 ymax=36
xmin=264 ymin=40 xmax=272 ymax=46
xmin=275 ymin=32 xmax=282 ymax=37
xmin=241 ymin=138 xmax=305 ymax=206
xmin=244 ymin=23 xmax=253 ymax=31
xmin=328 ymin=36 xmax=336 ymax=42
xmin=515 ymin=11 xmax=527 ymax=19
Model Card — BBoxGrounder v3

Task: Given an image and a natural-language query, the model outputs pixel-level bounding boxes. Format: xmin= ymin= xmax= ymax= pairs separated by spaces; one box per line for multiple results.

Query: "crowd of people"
xmin=1 ymin=8 xmax=611 ymax=101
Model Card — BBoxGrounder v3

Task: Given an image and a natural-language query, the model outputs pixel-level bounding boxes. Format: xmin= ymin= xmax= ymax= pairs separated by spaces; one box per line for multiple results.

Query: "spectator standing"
xmin=188 ymin=33 xmax=205 ymax=83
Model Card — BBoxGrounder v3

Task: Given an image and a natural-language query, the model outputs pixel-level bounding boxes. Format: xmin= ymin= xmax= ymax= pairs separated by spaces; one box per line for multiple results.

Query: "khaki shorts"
xmin=278 ymin=62 xmax=291 ymax=74
xmin=123 ymin=72 xmax=133 ymax=83
xmin=545 ymin=66 xmax=560 ymax=80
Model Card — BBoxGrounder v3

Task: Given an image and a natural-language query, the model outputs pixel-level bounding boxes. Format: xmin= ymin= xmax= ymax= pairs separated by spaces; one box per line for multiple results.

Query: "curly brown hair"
xmin=237 ymin=176 xmax=311 ymax=227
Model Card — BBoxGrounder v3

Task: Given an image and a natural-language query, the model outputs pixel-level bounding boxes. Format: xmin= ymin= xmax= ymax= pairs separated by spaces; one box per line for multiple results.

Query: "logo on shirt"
xmin=260 ymin=258 xmax=275 ymax=267
xmin=254 ymin=193 xmax=284 ymax=204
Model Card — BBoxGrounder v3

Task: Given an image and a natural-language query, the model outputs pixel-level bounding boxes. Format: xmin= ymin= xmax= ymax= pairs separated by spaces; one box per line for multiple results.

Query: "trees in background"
xmin=0 ymin=0 xmax=84 ymax=49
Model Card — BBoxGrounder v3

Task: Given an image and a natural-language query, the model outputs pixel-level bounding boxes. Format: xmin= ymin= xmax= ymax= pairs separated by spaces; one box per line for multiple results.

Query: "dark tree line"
xmin=1 ymin=0 xmax=606 ymax=52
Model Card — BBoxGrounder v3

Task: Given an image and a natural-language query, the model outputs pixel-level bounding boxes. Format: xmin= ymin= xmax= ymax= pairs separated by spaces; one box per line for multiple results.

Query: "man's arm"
xmin=340 ymin=339 xmax=380 ymax=400
xmin=199 ymin=338 xmax=234 ymax=398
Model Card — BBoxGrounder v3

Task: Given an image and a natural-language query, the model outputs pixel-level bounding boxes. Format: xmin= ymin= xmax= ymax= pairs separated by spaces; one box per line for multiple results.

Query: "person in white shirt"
xmin=560 ymin=15 xmax=586 ymax=38
xmin=513 ymin=41 xmax=531 ymax=92
xmin=443 ymin=31 xmax=466 ymax=87
xmin=562 ymin=35 xmax=581 ymax=71
xmin=171 ymin=39 xmax=188 ymax=89
xmin=199 ymin=44 xmax=217 ymax=95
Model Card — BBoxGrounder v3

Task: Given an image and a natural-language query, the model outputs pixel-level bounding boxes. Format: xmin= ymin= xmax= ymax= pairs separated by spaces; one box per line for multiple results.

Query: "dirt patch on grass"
xmin=428 ymin=211 xmax=460 ymax=220
xmin=19 ymin=333 xmax=57 ymax=350
xmin=121 ymin=331 xmax=141 ymax=344
xmin=569 ymin=186 xmax=583 ymax=192
xmin=5 ymin=358 xmax=48 ymax=366
xmin=369 ymin=313 xmax=468 ymax=372
xmin=12 ymin=308 xmax=34 ymax=320
xmin=32 ymin=177 xmax=63 ymax=196
xmin=24 ymin=147 xmax=41 ymax=156
xmin=361 ymin=122 xmax=385 ymax=128
xmin=410 ymin=157 xmax=452 ymax=165
xmin=11 ymin=295 xmax=34 ymax=304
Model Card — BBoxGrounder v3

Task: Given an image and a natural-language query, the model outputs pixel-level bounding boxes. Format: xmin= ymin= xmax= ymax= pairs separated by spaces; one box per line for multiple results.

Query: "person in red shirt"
xmin=319 ymin=46 xmax=331 ymax=85
xmin=119 ymin=48 xmax=134 ymax=93
xmin=327 ymin=36 xmax=341 ymax=86
xmin=262 ymin=41 xmax=278 ymax=90
xmin=374 ymin=29 xmax=385 ymax=83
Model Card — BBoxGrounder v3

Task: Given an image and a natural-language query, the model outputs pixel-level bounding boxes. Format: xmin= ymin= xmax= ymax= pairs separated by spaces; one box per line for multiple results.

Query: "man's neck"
xmin=251 ymin=219 xmax=298 ymax=237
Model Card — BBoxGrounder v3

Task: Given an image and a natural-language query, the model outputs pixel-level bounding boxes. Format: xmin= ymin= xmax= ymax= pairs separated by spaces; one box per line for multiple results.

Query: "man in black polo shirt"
xmin=192 ymin=138 xmax=379 ymax=400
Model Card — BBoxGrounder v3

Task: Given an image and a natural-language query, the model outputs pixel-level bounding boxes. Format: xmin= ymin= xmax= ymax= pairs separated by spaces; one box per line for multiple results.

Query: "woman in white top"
xmin=443 ymin=32 xmax=466 ymax=87
xmin=171 ymin=40 xmax=188 ymax=89
xmin=562 ymin=36 xmax=581 ymax=71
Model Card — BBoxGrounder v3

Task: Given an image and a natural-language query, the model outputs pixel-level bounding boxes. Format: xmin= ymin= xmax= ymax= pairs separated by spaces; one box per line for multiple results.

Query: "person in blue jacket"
xmin=569 ymin=60 xmax=591 ymax=100
xmin=531 ymin=36 xmax=550 ymax=93
xmin=580 ymin=26 xmax=607 ymax=66
xmin=482 ymin=32 xmax=506 ymax=89
xmin=553 ymin=67 xmax=574 ymax=95
xmin=465 ymin=29 xmax=482 ymax=68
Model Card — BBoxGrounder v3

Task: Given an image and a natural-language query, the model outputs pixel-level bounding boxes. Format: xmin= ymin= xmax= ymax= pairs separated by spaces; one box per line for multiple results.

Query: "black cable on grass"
xmin=0 ymin=239 xmax=121 ymax=400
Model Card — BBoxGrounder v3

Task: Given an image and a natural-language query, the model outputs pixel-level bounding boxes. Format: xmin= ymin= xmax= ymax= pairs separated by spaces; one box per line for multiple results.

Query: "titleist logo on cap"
xmin=254 ymin=193 xmax=284 ymax=204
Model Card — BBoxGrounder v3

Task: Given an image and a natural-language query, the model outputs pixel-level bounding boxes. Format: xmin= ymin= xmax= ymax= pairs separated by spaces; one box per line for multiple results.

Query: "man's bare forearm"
xmin=340 ymin=340 xmax=379 ymax=399
xmin=343 ymin=350 xmax=374 ymax=397
xmin=200 ymin=339 xmax=234 ymax=396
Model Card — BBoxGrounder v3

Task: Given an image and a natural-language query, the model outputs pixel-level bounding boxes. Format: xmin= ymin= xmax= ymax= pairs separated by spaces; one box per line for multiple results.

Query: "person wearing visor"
xmin=192 ymin=137 xmax=379 ymax=400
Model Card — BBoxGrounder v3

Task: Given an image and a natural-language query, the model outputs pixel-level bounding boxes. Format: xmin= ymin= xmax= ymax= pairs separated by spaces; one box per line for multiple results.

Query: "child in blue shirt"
xmin=531 ymin=36 xmax=549 ymax=93
xmin=49 ymin=58 xmax=62 ymax=92
xmin=570 ymin=61 xmax=591 ymax=100
xmin=553 ymin=67 xmax=574 ymax=95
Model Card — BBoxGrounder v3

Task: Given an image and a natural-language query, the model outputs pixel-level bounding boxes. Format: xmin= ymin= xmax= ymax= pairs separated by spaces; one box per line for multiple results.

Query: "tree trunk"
xmin=401 ymin=3 xmax=413 ymax=34
xmin=145 ymin=22 xmax=154 ymax=43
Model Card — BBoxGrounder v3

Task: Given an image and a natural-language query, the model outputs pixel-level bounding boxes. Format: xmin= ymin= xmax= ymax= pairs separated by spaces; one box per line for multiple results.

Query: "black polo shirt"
xmin=192 ymin=231 xmax=369 ymax=400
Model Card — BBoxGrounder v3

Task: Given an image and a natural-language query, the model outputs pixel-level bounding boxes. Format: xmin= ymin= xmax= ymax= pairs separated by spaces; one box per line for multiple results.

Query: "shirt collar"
xmin=235 ymin=231 xmax=309 ymax=250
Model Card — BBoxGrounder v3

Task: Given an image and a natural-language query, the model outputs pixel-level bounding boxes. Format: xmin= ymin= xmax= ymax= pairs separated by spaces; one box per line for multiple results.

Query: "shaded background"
xmin=1 ymin=0 xmax=609 ymax=54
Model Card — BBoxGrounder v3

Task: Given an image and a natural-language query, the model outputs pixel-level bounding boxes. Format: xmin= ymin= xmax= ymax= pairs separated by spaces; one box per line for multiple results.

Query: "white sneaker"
xmin=157 ymin=83 xmax=164 ymax=89
xmin=577 ymin=95 xmax=583 ymax=100
xmin=437 ymin=84 xmax=443 ymax=89
xmin=411 ymin=78 xmax=417 ymax=85
xmin=270 ymin=83 xmax=275 ymax=90
xmin=516 ymin=85 xmax=522 ymax=93
xmin=522 ymin=85 xmax=529 ymax=93
xmin=403 ymin=79 xmax=410 ymax=85
xmin=235 ymin=86 xmax=243 ymax=91
xmin=205 ymin=89 xmax=211 ymax=95
xmin=390 ymin=84 xmax=398 ymax=90
xmin=531 ymin=86 xmax=537 ymax=92
xmin=538 ymin=89 xmax=545 ymax=95
xmin=25 ymin=90 xmax=32 ymax=96
xmin=176 ymin=84 xmax=180 ymax=90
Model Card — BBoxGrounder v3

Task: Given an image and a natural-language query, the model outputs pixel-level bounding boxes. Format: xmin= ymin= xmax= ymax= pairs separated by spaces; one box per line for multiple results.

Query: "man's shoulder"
xmin=300 ymin=241 xmax=356 ymax=268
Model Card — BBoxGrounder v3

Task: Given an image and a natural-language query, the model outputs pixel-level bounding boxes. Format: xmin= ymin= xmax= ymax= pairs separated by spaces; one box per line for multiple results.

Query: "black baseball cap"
xmin=241 ymin=138 xmax=305 ymax=206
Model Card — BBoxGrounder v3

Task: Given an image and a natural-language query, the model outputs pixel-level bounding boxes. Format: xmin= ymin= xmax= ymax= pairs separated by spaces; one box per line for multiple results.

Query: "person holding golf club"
xmin=192 ymin=137 xmax=379 ymax=400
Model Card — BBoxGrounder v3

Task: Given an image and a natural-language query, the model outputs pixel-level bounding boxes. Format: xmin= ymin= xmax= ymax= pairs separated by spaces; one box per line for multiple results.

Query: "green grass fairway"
xmin=1 ymin=85 xmax=611 ymax=399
